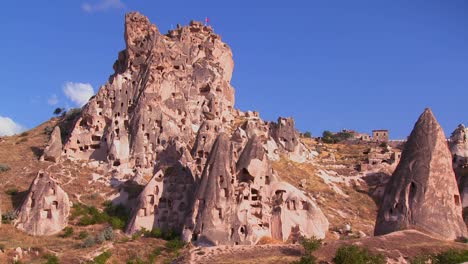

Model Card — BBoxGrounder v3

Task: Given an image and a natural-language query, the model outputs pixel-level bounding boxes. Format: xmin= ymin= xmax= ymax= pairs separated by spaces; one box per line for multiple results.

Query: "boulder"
xmin=374 ymin=109 xmax=467 ymax=240
xmin=15 ymin=171 xmax=70 ymax=236
xmin=41 ymin=126 xmax=62 ymax=162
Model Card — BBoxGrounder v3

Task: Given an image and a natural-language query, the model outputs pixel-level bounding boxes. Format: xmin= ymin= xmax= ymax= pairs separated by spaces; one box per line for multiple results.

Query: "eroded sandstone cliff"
xmin=52 ymin=12 xmax=328 ymax=244
xmin=374 ymin=108 xmax=467 ymax=240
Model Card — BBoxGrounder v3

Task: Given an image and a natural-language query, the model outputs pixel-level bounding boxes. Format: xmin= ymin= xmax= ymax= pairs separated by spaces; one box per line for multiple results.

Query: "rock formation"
xmin=15 ymin=171 xmax=70 ymax=236
xmin=449 ymin=124 xmax=468 ymax=208
xmin=182 ymin=134 xmax=328 ymax=245
xmin=374 ymin=109 xmax=467 ymax=240
xmin=57 ymin=12 xmax=326 ymax=245
xmin=41 ymin=126 xmax=62 ymax=162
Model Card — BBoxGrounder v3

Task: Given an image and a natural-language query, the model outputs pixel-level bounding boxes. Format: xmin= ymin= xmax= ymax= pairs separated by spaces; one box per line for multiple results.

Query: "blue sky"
xmin=0 ymin=0 xmax=466 ymax=138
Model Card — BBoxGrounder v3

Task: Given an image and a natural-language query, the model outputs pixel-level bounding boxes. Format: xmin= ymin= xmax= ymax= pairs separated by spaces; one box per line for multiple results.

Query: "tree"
xmin=322 ymin=130 xmax=336 ymax=144
xmin=53 ymin=107 xmax=65 ymax=116
xmin=303 ymin=131 xmax=312 ymax=138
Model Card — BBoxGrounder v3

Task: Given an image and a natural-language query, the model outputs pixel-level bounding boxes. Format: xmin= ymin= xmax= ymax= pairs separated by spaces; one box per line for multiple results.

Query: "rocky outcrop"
xmin=374 ymin=109 xmax=467 ymax=240
xmin=41 ymin=126 xmax=62 ymax=162
xmin=449 ymin=124 xmax=468 ymax=208
xmin=269 ymin=117 xmax=299 ymax=152
xmin=15 ymin=171 xmax=70 ymax=236
xmin=126 ymin=162 xmax=196 ymax=234
xmin=57 ymin=12 xmax=325 ymax=245
xmin=63 ymin=12 xmax=235 ymax=170
xmin=184 ymin=134 xmax=328 ymax=246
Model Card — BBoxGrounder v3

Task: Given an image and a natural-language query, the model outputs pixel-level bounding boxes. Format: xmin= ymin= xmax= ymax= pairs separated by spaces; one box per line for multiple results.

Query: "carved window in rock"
xmin=239 ymin=225 xmax=247 ymax=238
xmin=52 ymin=201 xmax=58 ymax=209
xmin=301 ymin=201 xmax=309 ymax=210
xmin=31 ymin=198 xmax=35 ymax=208
xmin=455 ymin=195 xmax=461 ymax=206
xmin=147 ymin=195 xmax=155 ymax=204
xmin=197 ymin=150 xmax=204 ymax=158
xmin=219 ymin=175 xmax=224 ymax=184
xmin=239 ymin=168 xmax=254 ymax=183
xmin=265 ymin=175 xmax=271 ymax=185
xmin=42 ymin=209 xmax=52 ymax=219
xmin=154 ymin=186 xmax=160 ymax=196
xmin=251 ymin=188 xmax=259 ymax=201
xmin=216 ymin=208 xmax=223 ymax=219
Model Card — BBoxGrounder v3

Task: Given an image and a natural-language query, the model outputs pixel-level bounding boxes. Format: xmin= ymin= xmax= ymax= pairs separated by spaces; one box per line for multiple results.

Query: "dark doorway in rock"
xmin=239 ymin=168 xmax=254 ymax=183
xmin=454 ymin=195 xmax=460 ymax=206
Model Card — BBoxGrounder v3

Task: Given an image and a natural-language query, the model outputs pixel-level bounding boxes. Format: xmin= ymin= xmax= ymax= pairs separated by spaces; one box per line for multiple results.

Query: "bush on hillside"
xmin=333 ymin=245 xmax=385 ymax=264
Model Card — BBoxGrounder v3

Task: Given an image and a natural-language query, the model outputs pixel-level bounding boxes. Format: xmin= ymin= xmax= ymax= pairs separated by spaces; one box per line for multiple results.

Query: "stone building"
xmin=372 ymin=130 xmax=389 ymax=142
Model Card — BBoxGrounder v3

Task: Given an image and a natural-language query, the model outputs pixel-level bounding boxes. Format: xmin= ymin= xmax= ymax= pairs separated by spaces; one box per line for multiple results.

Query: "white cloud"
xmin=0 ymin=116 xmax=26 ymax=136
xmin=82 ymin=0 xmax=125 ymax=13
xmin=63 ymin=82 xmax=94 ymax=107
xmin=47 ymin=94 xmax=58 ymax=106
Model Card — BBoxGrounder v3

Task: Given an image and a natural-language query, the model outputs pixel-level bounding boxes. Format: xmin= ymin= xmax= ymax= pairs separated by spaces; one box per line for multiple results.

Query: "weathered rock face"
xmin=269 ymin=117 xmax=299 ymax=152
xmin=374 ymin=109 xmax=467 ymax=240
xmin=63 ymin=12 xmax=235 ymax=170
xmin=184 ymin=134 xmax=328 ymax=246
xmin=449 ymin=124 xmax=468 ymax=208
xmin=41 ymin=126 xmax=62 ymax=163
xmin=59 ymin=12 xmax=326 ymax=244
xmin=15 ymin=171 xmax=70 ymax=236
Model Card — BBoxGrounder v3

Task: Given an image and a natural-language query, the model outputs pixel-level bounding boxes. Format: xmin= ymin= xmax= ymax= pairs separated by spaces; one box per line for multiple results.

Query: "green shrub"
xmin=19 ymin=132 xmax=29 ymax=137
xmin=43 ymin=254 xmax=60 ymax=264
xmin=78 ymin=231 xmax=89 ymax=239
xmin=165 ymin=239 xmax=185 ymax=253
xmin=291 ymin=236 xmax=322 ymax=264
xmin=126 ymin=258 xmax=145 ymax=264
xmin=148 ymin=247 xmax=162 ymax=263
xmin=432 ymin=249 xmax=468 ymax=264
xmin=322 ymin=130 xmax=353 ymax=144
xmin=322 ymin=130 xmax=336 ymax=144
xmin=143 ymin=227 xmax=180 ymax=241
xmin=0 ymin=164 xmax=10 ymax=173
xmin=103 ymin=201 xmax=129 ymax=230
xmin=109 ymin=217 xmax=125 ymax=230
xmin=53 ymin=108 xmax=65 ymax=116
xmin=44 ymin=126 xmax=54 ymax=136
xmin=2 ymin=211 xmax=17 ymax=224
xmin=96 ymin=232 xmax=106 ymax=244
xmin=5 ymin=188 xmax=18 ymax=195
xmin=60 ymin=227 xmax=74 ymax=238
xmin=81 ymin=236 xmax=96 ymax=248
xmin=333 ymin=245 xmax=385 ymax=264
xmin=411 ymin=249 xmax=468 ymax=264
xmin=102 ymin=227 xmax=115 ymax=241
xmin=71 ymin=202 xmax=129 ymax=230
xmin=303 ymin=131 xmax=312 ymax=138
xmin=410 ymin=255 xmax=430 ymax=264
xmin=91 ymin=251 xmax=112 ymax=264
